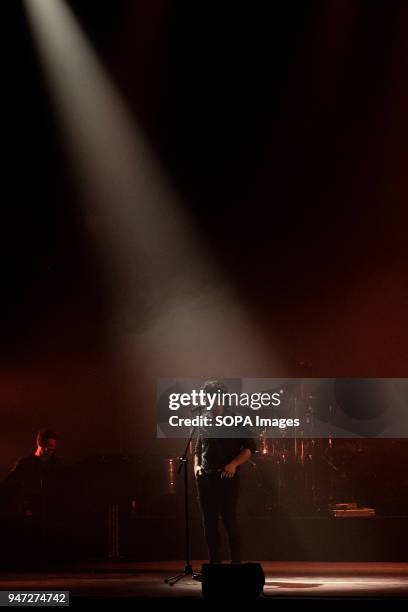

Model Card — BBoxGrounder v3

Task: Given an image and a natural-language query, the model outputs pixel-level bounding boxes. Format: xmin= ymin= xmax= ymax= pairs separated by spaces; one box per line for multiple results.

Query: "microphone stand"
xmin=165 ymin=422 xmax=201 ymax=586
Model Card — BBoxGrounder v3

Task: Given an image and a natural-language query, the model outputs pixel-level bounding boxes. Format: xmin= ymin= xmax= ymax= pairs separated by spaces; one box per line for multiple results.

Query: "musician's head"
xmin=202 ymin=379 xmax=228 ymax=416
xmin=35 ymin=428 xmax=58 ymax=459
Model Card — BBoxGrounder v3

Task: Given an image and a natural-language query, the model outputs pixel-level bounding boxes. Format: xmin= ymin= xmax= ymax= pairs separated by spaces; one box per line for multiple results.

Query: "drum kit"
xmin=239 ymin=386 xmax=377 ymax=517
xmin=242 ymin=434 xmax=348 ymax=516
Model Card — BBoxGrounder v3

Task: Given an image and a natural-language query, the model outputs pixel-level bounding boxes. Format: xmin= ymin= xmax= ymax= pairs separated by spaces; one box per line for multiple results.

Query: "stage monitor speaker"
xmin=201 ymin=563 xmax=265 ymax=600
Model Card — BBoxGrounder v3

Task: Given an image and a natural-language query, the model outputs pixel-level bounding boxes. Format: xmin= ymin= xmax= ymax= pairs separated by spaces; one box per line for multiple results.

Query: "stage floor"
xmin=1 ymin=561 xmax=408 ymax=602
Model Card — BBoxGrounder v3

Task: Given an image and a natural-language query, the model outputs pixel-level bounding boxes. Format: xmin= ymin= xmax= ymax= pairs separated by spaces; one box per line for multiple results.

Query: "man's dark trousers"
xmin=197 ymin=472 xmax=241 ymax=564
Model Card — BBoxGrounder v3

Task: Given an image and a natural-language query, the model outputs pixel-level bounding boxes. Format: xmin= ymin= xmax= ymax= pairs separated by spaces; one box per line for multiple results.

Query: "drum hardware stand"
xmin=326 ymin=405 xmax=337 ymax=507
xmin=276 ymin=454 xmax=283 ymax=516
xmin=165 ymin=422 xmax=201 ymax=586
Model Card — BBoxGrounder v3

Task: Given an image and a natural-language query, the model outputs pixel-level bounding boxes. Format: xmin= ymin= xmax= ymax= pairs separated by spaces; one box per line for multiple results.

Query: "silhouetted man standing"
xmin=194 ymin=381 xmax=256 ymax=564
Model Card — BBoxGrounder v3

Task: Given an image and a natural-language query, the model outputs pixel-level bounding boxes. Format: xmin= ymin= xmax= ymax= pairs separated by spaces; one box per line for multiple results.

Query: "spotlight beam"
xmin=24 ymin=0 xmax=275 ymax=375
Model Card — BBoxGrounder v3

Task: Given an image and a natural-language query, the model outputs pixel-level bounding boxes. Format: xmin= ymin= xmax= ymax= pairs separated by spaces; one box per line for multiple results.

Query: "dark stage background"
xmin=2 ymin=0 xmax=408 ymax=517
